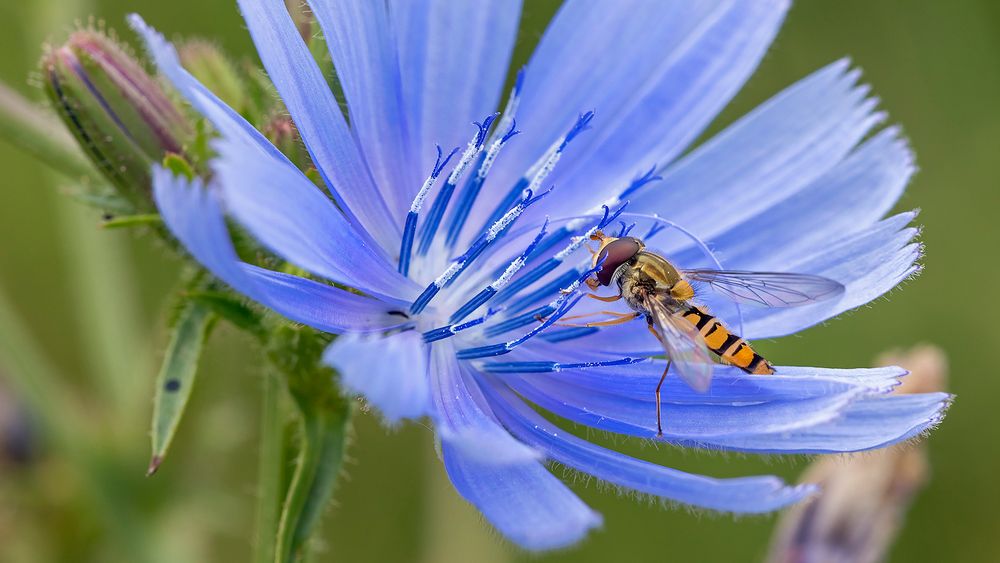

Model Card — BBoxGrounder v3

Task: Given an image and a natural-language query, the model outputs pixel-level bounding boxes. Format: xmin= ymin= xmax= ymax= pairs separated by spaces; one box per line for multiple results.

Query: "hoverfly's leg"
xmin=582 ymin=292 xmax=622 ymax=303
xmin=556 ymin=313 xmax=641 ymax=328
xmin=536 ymin=310 xmax=641 ymax=327
xmin=655 ymin=360 xmax=672 ymax=438
xmin=558 ymin=310 xmax=637 ymax=322
xmin=645 ymin=322 xmax=670 ymax=437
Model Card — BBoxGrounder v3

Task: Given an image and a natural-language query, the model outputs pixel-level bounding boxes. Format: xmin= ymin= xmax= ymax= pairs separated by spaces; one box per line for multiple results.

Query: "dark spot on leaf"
xmin=164 ymin=379 xmax=181 ymax=392
xmin=387 ymin=310 xmax=410 ymax=319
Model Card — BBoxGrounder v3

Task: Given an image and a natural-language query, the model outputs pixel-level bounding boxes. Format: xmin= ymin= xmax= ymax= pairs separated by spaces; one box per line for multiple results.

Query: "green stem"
xmin=0 ymin=82 xmax=102 ymax=183
xmin=275 ymin=393 xmax=352 ymax=563
xmin=255 ymin=370 xmax=285 ymax=563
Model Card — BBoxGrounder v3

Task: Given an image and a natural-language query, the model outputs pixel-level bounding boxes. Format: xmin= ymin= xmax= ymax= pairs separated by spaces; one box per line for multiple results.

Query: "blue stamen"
xmin=562 ymin=110 xmax=595 ymax=147
xmin=477 ymin=111 xmax=596 ymax=235
xmin=618 ymin=221 xmax=637 ymax=237
xmin=449 ymin=219 xmax=549 ymax=324
xmin=417 ymin=114 xmax=498 ymax=255
xmin=455 ymin=293 xmax=583 ymax=359
xmin=399 ymin=145 xmax=459 ymax=276
xmin=492 ymin=201 xmax=628 ymax=305
xmin=538 ymin=326 xmax=600 ymax=343
xmin=422 ymin=307 xmax=502 ymax=343
xmin=457 ymin=258 xmax=605 ymax=359
xmin=478 ymin=356 xmax=648 ymax=373
xmin=503 ymin=266 xmax=585 ymax=314
xmin=483 ymin=304 xmax=554 ymax=337
xmin=644 ymin=221 xmax=668 ymax=240
xmin=618 ymin=166 xmax=663 ymax=199
xmin=600 ymin=202 xmax=629 ymax=229
xmin=524 ymin=227 xmax=571 ymax=261
xmin=409 ymin=188 xmax=552 ymax=315
xmin=444 ymin=118 xmax=520 ymax=248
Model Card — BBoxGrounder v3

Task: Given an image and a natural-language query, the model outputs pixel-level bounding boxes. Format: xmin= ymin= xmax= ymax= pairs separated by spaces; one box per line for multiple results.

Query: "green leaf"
xmin=100 ymin=213 xmax=163 ymax=230
xmin=147 ymin=301 xmax=215 ymax=475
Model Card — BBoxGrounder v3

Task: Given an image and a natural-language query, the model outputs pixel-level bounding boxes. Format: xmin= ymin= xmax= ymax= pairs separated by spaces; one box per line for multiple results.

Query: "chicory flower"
xmin=129 ymin=1 xmax=949 ymax=551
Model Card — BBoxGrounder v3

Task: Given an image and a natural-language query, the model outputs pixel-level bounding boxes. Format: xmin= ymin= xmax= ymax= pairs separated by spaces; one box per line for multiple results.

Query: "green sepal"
xmin=162 ymin=152 xmax=195 ymax=181
xmin=185 ymin=290 xmax=265 ymax=338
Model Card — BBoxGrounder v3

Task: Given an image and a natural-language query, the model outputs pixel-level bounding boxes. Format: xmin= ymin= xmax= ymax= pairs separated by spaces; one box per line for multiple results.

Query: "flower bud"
xmin=41 ymin=29 xmax=194 ymax=211
xmin=767 ymin=345 xmax=947 ymax=563
xmin=262 ymin=113 xmax=313 ymax=172
xmin=177 ymin=40 xmax=251 ymax=117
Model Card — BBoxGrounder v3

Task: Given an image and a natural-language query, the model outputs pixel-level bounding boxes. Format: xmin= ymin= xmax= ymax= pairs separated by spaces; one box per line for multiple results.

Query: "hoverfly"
xmin=559 ymin=230 xmax=845 ymax=436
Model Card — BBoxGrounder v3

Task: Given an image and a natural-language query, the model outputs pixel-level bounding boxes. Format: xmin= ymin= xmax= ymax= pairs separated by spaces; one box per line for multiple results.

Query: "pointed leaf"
xmin=148 ymin=301 xmax=214 ymax=475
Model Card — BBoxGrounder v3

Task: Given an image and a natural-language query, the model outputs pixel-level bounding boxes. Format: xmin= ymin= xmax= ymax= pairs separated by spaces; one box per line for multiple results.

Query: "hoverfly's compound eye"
xmin=595 ymin=237 xmax=642 ymax=286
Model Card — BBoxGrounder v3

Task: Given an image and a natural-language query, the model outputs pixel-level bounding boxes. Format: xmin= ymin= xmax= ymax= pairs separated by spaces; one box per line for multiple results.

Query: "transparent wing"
xmin=645 ymin=296 xmax=714 ymax=392
xmin=682 ymin=269 xmax=845 ymax=308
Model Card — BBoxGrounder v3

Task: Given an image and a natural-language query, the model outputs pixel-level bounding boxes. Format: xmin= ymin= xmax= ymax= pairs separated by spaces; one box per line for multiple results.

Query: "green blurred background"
xmin=0 ymin=1 xmax=997 ymax=562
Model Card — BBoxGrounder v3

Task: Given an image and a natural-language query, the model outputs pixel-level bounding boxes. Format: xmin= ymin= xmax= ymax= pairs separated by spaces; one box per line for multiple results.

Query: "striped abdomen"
xmin=681 ymin=306 xmax=774 ymax=375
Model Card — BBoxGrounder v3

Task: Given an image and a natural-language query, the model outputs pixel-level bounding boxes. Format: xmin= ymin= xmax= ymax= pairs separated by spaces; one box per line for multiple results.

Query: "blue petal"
xmin=742 ymin=213 xmax=920 ymax=338
xmin=672 ymin=127 xmax=913 ymax=271
xmin=471 ymin=0 xmax=787 ymax=235
xmin=704 ymin=393 xmax=952 ymax=453
xmin=500 ymin=356 xmax=949 ymax=454
xmin=308 ymin=0 xmax=418 ymax=218
xmin=430 ymin=343 xmax=601 ymax=550
xmin=129 ymin=15 xmax=415 ymax=302
xmin=128 ymin=15 xmax=287 ymax=161
xmin=484 ymin=379 xmax=815 ymax=513
xmin=324 ymin=331 xmax=429 ymax=423
xmin=539 ymin=1 xmax=791 ymax=221
xmin=441 ymin=440 xmax=602 ymax=551
xmin=212 ymin=139 xmax=419 ymax=304
xmin=429 ymin=342 xmax=539 ymax=464
xmin=629 ymin=60 xmax=882 ymax=239
xmin=235 ymin=0 xmax=400 ymax=249
xmin=390 ymin=0 xmax=522 ymax=180
xmin=491 ymin=352 xmax=902 ymax=402
xmin=506 ymin=371 xmax=862 ymax=439
xmin=152 ymin=167 xmax=403 ymax=334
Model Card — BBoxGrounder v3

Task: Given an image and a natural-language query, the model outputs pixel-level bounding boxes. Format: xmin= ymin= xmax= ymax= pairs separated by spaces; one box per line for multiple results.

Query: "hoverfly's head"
xmin=590 ymin=230 xmax=644 ymax=286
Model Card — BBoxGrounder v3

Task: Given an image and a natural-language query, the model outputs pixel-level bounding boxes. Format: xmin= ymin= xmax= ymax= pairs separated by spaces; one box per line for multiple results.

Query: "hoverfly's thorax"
xmin=593 ymin=236 xmax=643 ymax=286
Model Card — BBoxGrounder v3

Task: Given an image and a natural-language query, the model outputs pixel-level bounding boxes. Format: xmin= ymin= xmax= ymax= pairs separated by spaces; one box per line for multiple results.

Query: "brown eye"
xmin=596 ymin=238 xmax=641 ymax=286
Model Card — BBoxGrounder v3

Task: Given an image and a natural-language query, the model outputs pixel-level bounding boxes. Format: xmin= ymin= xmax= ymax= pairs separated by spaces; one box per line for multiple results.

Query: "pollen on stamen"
xmin=478 ymin=110 xmax=597 ymax=234
xmin=449 ymin=219 xmax=549 ymax=324
xmin=417 ymin=113 xmax=499 ymax=255
xmin=399 ymin=144 xmax=459 ymax=276
xmin=444 ymin=70 xmax=525 ymax=248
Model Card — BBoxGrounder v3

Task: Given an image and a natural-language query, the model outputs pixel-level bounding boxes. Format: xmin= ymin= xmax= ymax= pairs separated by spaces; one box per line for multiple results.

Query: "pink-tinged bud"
xmin=768 ymin=346 xmax=947 ymax=563
xmin=41 ymin=29 xmax=194 ymax=211
xmin=261 ymin=113 xmax=313 ymax=172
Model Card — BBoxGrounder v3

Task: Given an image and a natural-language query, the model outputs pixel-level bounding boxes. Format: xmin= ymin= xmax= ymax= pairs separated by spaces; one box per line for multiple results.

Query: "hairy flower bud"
xmin=177 ymin=40 xmax=251 ymax=117
xmin=262 ymin=113 xmax=314 ymax=172
xmin=768 ymin=346 xmax=948 ymax=563
xmin=41 ymin=29 xmax=193 ymax=211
